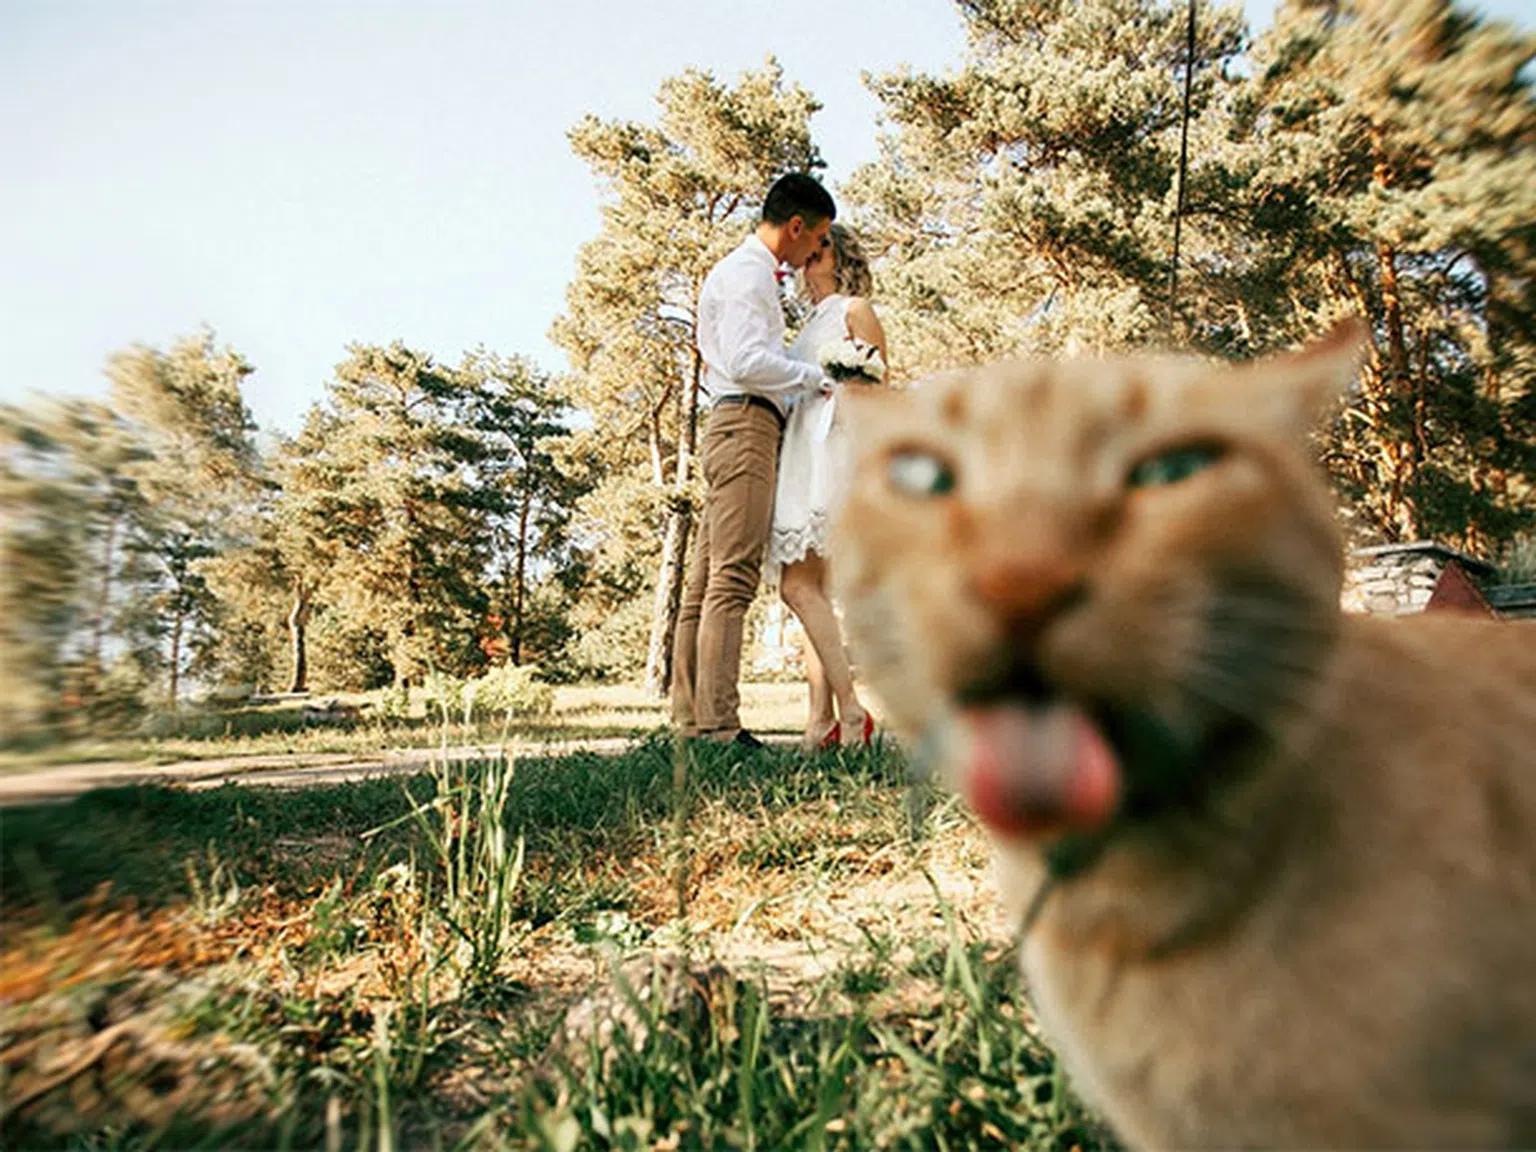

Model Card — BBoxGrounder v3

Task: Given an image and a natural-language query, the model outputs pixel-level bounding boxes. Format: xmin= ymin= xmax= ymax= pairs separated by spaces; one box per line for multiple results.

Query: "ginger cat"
xmin=830 ymin=322 xmax=1536 ymax=1150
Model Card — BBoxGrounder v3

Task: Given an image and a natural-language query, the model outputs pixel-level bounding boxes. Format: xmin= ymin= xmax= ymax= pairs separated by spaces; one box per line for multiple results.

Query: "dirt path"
xmin=0 ymin=735 xmax=802 ymax=808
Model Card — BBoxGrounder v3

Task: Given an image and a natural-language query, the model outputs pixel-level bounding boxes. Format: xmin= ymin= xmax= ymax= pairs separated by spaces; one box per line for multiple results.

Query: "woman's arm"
xmin=845 ymin=297 xmax=889 ymax=378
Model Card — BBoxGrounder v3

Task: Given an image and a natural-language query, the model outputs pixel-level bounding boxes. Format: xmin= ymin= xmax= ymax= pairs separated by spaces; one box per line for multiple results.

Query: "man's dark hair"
xmin=762 ymin=172 xmax=836 ymax=227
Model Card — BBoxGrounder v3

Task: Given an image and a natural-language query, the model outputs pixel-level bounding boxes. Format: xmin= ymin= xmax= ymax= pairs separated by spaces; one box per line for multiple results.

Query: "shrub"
xmin=422 ymin=670 xmax=468 ymax=724
xmin=573 ymin=593 xmax=652 ymax=681
xmin=466 ymin=664 xmax=554 ymax=722
xmin=422 ymin=664 xmax=556 ymax=726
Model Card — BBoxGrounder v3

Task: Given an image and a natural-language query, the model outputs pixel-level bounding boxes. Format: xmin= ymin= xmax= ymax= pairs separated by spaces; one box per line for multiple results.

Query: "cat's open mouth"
xmin=954 ymin=658 xmax=1123 ymax=841
xmin=956 ymin=698 xmax=1121 ymax=841
xmin=955 ymin=660 xmax=1219 ymax=850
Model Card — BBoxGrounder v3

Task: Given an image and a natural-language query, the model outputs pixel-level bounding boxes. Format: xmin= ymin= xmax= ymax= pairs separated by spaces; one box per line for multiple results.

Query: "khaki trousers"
xmin=671 ymin=401 xmax=782 ymax=738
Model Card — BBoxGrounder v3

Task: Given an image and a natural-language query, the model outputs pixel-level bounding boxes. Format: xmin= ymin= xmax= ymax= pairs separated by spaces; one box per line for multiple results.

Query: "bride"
xmin=764 ymin=223 xmax=888 ymax=751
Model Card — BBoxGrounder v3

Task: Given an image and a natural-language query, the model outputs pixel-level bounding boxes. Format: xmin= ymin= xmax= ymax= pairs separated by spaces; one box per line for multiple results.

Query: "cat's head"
xmin=831 ymin=323 xmax=1364 ymax=870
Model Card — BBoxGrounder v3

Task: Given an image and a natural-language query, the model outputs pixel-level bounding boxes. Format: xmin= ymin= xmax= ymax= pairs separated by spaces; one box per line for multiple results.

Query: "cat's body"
xmin=830 ymin=325 xmax=1536 ymax=1149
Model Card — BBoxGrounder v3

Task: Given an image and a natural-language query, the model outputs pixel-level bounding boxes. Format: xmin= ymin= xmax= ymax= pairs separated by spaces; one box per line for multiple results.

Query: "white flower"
xmin=818 ymin=337 xmax=886 ymax=383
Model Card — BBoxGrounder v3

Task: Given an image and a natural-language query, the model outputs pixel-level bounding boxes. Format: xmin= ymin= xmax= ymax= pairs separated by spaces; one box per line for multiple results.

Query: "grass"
xmin=0 ymin=729 xmax=1118 ymax=1150
xmin=0 ymin=682 xmax=816 ymax=772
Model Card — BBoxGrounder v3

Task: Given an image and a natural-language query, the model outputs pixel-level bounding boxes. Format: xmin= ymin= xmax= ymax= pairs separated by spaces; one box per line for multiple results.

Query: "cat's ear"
xmin=1243 ymin=319 xmax=1368 ymax=436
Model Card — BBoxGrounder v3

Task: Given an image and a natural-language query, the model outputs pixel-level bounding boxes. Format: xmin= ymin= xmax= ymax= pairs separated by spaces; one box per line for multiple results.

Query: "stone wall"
xmin=1339 ymin=542 xmax=1496 ymax=617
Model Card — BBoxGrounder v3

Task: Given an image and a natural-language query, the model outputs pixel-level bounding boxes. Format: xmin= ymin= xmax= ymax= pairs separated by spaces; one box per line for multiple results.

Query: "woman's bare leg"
xmin=780 ymin=553 xmax=869 ymax=746
xmin=801 ymin=632 xmax=835 ymax=750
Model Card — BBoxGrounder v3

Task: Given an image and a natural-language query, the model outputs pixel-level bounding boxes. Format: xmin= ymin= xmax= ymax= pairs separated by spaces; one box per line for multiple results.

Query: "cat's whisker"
xmin=1197 ymin=644 xmax=1325 ymax=681
xmin=1180 ymin=665 xmax=1312 ymax=732
xmin=1201 ymin=600 xmax=1336 ymax=639
xmin=1177 ymin=660 xmax=1317 ymax=761
xmin=1185 ymin=641 xmax=1318 ymax=699
xmin=1204 ymin=589 xmax=1330 ymax=617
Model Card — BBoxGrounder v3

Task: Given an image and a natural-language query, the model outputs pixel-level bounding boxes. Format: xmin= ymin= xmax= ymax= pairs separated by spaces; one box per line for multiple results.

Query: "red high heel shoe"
xmin=840 ymin=711 xmax=875 ymax=748
xmin=858 ymin=712 xmax=875 ymax=746
xmin=816 ymin=721 xmax=842 ymax=751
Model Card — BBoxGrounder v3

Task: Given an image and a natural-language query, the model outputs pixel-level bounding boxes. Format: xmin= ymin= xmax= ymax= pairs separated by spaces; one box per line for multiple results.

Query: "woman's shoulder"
xmin=843 ymin=295 xmax=878 ymax=321
xmin=843 ymin=295 xmax=884 ymax=337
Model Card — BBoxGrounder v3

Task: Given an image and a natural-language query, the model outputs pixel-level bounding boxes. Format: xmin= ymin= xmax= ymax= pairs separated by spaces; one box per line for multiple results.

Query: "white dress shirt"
xmin=696 ymin=234 xmax=825 ymax=416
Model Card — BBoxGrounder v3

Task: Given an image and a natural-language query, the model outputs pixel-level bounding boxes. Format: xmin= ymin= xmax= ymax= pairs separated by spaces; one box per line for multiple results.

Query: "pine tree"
xmin=854 ymin=0 xmax=1534 ymax=553
xmin=279 ymin=343 xmax=498 ymax=690
xmin=1243 ymin=0 xmax=1536 ymax=548
xmin=0 ymin=399 xmax=154 ymax=728
xmin=457 ymin=349 xmax=590 ymax=669
xmin=104 ymin=331 xmax=261 ymax=706
xmin=847 ymin=0 xmax=1250 ymax=373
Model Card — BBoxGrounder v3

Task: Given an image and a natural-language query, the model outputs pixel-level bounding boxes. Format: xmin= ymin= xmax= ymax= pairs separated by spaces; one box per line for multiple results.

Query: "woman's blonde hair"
xmin=828 ymin=223 xmax=873 ymax=298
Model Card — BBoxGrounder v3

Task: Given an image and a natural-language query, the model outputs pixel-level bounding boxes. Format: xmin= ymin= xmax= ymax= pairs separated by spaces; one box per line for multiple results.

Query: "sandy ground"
xmin=0 ymin=734 xmax=808 ymax=807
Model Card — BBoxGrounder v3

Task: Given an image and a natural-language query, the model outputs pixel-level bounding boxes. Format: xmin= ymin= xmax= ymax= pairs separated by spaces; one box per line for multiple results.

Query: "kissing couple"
xmin=671 ymin=172 xmax=890 ymax=753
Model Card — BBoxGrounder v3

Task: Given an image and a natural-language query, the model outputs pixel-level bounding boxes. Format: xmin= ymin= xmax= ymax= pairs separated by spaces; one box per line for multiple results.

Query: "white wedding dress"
xmin=764 ymin=294 xmax=854 ymax=591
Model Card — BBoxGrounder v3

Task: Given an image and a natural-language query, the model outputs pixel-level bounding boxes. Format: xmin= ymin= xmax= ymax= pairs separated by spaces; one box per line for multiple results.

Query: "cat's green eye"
xmin=1127 ymin=444 xmax=1224 ymax=490
xmin=886 ymin=449 xmax=957 ymax=498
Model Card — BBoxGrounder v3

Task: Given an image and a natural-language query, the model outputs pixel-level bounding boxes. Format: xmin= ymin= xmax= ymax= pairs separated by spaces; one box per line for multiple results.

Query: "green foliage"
xmin=459 ymin=350 xmax=593 ymax=670
xmin=1496 ymin=533 xmax=1536 ymax=584
xmin=254 ymin=346 xmax=591 ymax=695
xmin=424 ymin=665 xmax=557 ymax=725
xmin=0 ymin=403 xmax=96 ymax=735
xmin=853 ymin=0 xmax=1535 ymax=554
xmin=1242 ymin=0 xmax=1536 ymax=549
xmin=6 ymin=0 xmax=1532 ymax=749
xmin=2 ymin=739 xmax=1104 ymax=1152
xmin=573 ymin=591 xmax=655 ymax=682
xmin=0 ymin=735 xmax=904 ymax=916
xmin=846 ymin=0 xmax=1251 ymax=373
xmin=182 ymin=841 xmax=243 ymax=926
xmin=105 ymin=331 xmax=263 ymax=707
xmin=470 ymin=664 xmax=556 ymax=721
xmin=520 ymin=936 xmax=1110 ymax=1152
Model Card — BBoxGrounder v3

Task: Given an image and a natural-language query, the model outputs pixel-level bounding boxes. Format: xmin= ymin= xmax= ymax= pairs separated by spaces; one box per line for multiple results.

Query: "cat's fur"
xmin=830 ymin=323 xmax=1536 ymax=1150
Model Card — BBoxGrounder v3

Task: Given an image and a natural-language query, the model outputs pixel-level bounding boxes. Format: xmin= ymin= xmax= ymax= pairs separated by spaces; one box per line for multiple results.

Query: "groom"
xmin=671 ymin=172 xmax=836 ymax=748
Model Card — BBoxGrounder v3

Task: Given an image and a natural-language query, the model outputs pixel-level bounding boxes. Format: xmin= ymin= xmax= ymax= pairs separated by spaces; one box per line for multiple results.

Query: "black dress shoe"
xmin=732 ymin=729 xmax=767 ymax=751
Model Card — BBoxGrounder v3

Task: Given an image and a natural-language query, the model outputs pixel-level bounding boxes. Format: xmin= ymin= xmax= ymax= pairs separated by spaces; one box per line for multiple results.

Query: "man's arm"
xmin=715 ymin=284 xmax=825 ymax=397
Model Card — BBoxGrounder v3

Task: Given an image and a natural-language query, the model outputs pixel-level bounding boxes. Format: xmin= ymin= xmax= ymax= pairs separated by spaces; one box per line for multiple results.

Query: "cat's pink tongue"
xmin=960 ymin=704 xmax=1120 ymax=838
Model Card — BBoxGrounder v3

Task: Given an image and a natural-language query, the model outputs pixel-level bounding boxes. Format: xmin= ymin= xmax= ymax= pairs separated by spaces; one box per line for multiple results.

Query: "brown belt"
xmin=711 ymin=393 xmax=785 ymax=431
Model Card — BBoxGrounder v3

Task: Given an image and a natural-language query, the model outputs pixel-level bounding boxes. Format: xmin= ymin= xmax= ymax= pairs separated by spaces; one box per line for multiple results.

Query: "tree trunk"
xmin=512 ymin=487 xmax=531 ymax=666
xmin=286 ymin=581 xmax=312 ymax=694
xmin=168 ymin=608 xmax=183 ymax=709
xmin=1375 ymin=241 xmax=1417 ymax=538
xmin=643 ymin=346 xmax=705 ymax=698
xmin=1368 ymin=128 xmax=1418 ymax=541
xmin=644 ymin=505 xmax=693 ymax=697
xmin=648 ymin=409 xmax=666 ymax=488
xmin=88 ymin=510 xmax=119 ymax=694
xmin=1470 ymin=268 xmax=1513 ymax=556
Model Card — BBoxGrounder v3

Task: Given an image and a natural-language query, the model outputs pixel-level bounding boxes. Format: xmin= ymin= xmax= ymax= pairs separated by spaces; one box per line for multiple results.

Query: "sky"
xmin=1 ymin=0 xmax=1529 ymax=435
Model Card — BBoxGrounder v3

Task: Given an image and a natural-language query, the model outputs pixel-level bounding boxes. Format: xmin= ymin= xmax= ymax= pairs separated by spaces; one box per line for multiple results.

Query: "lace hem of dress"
xmin=762 ymin=513 xmax=832 ymax=591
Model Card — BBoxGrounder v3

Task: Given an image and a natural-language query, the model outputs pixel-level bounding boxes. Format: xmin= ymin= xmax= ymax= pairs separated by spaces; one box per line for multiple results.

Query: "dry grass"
xmin=1 ymin=737 xmax=1114 ymax=1151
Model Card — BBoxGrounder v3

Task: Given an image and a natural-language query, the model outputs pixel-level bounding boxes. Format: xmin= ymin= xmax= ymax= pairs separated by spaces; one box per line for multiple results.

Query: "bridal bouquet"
xmin=819 ymin=337 xmax=886 ymax=385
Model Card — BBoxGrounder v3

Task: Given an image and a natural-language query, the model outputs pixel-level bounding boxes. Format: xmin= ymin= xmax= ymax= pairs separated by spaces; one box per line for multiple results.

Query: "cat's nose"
xmin=969 ymin=557 xmax=1086 ymax=643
